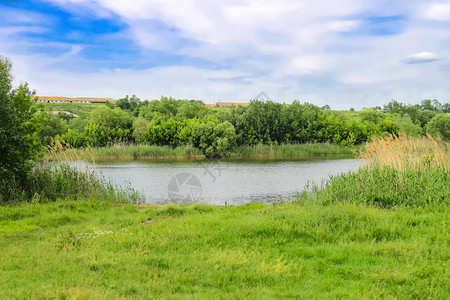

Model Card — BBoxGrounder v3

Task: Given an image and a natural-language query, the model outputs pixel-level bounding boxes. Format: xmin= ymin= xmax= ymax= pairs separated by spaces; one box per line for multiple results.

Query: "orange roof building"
xmin=214 ymin=101 xmax=250 ymax=107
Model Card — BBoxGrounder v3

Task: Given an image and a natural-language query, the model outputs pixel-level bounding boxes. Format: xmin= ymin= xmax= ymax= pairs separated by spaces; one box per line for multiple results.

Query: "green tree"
xmin=426 ymin=114 xmax=450 ymax=141
xmin=191 ymin=121 xmax=237 ymax=158
xmin=176 ymin=100 xmax=207 ymax=120
xmin=143 ymin=117 xmax=183 ymax=147
xmin=383 ymin=99 xmax=407 ymax=114
xmin=396 ymin=115 xmax=422 ymax=136
xmin=0 ymin=56 xmax=38 ymax=183
xmin=420 ymin=99 xmax=434 ymax=111
xmin=58 ymin=129 xmax=87 ymax=148
xmin=34 ymin=109 xmax=68 ymax=146
xmin=132 ymin=117 xmax=149 ymax=143
xmin=85 ymin=106 xmax=133 ymax=146
xmin=443 ymin=103 xmax=449 ymax=114
xmin=359 ymin=109 xmax=384 ymax=124
xmin=377 ymin=119 xmax=399 ymax=136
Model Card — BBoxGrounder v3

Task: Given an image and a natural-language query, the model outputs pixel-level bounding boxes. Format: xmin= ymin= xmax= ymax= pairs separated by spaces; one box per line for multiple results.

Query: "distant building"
xmin=35 ymin=96 xmax=115 ymax=104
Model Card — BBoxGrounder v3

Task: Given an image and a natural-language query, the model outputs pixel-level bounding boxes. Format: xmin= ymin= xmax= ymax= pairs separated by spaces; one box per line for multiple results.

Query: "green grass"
xmin=0 ymin=200 xmax=448 ymax=299
xmin=298 ymin=166 xmax=449 ymax=208
xmin=87 ymin=144 xmax=204 ymax=159
xmin=230 ymin=143 xmax=356 ymax=159
xmin=33 ymin=102 xmax=106 ymax=114
xmin=0 ymin=163 xmax=143 ymax=205
xmin=44 ymin=143 xmax=357 ymax=161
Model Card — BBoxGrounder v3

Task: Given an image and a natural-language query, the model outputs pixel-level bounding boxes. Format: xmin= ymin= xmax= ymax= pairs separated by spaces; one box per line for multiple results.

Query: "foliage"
xmin=191 ymin=121 xmax=237 ymax=158
xmin=28 ymin=90 xmax=450 ymax=158
xmin=0 ymin=56 xmax=38 ymax=185
xmin=316 ymin=113 xmax=369 ymax=146
xmin=426 ymin=114 xmax=450 ymax=141
xmin=377 ymin=119 xmax=399 ymax=136
xmin=358 ymin=108 xmax=384 ymax=124
xmin=33 ymin=108 xmax=68 ymax=146
xmin=59 ymin=129 xmax=87 ymax=148
xmin=143 ymin=116 xmax=184 ymax=147
xmin=85 ymin=106 xmax=133 ymax=146
xmin=132 ymin=117 xmax=149 ymax=143
xmin=396 ymin=115 xmax=422 ymax=137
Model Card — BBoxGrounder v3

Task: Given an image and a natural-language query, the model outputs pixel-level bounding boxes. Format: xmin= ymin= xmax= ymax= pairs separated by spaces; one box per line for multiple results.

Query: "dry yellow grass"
xmin=44 ymin=140 xmax=94 ymax=163
xmin=44 ymin=139 xmax=97 ymax=177
xmin=359 ymin=134 xmax=449 ymax=172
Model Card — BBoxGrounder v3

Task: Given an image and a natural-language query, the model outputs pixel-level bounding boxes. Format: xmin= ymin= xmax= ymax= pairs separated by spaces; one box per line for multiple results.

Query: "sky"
xmin=0 ymin=0 xmax=449 ymax=109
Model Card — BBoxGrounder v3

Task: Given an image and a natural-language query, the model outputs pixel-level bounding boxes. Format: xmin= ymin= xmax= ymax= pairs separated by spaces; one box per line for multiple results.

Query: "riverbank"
xmin=42 ymin=142 xmax=357 ymax=161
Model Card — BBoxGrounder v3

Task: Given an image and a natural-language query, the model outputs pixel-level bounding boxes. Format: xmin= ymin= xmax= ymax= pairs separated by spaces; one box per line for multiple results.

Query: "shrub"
xmin=426 ymin=114 xmax=450 ymax=141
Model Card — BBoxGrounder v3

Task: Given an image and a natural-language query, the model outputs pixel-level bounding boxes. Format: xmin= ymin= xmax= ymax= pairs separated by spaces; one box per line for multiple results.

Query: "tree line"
xmin=37 ymin=96 xmax=448 ymax=158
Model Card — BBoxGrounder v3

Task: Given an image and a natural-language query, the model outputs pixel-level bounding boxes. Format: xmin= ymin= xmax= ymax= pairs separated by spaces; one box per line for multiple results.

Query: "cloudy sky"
xmin=1 ymin=0 xmax=449 ymax=109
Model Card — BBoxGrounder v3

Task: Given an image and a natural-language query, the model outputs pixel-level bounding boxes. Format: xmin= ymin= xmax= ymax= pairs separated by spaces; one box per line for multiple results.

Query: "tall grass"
xmin=43 ymin=142 xmax=204 ymax=161
xmin=298 ymin=135 xmax=449 ymax=207
xmin=0 ymin=163 xmax=144 ymax=205
xmin=230 ymin=143 xmax=355 ymax=159
xmin=43 ymin=142 xmax=355 ymax=161
xmin=2 ymin=140 xmax=143 ymax=205
xmin=360 ymin=134 xmax=448 ymax=171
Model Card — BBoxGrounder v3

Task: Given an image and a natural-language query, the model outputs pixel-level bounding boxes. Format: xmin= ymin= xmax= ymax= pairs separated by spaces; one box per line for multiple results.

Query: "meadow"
xmin=1 ymin=200 xmax=448 ymax=299
xmin=1 ymin=135 xmax=448 ymax=298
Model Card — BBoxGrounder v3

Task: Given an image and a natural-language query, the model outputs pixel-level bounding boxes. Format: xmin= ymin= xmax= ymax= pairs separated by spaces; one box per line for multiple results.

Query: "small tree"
xmin=0 ymin=56 xmax=38 ymax=184
xmin=427 ymin=114 xmax=450 ymax=141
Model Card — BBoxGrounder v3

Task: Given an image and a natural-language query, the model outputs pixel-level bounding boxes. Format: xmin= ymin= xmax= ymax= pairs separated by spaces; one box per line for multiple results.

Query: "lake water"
xmin=90 ymin=158 xmax=361 ymax=205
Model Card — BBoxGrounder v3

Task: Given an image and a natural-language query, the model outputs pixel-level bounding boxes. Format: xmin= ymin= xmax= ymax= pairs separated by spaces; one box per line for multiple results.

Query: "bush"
xmin=427 ymin=114 xmax=450 ymax=141
xmin=191 ymin=121 xmax=237 ymax=158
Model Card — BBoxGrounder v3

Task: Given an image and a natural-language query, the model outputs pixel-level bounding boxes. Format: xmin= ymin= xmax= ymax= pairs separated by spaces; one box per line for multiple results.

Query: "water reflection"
xmin=88 ymin=158 xmax=361 ymax=205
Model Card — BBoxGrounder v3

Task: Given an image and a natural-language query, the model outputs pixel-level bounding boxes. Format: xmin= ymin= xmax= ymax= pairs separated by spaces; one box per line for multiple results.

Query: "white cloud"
xmin=423 ymin=3 xmax=450 ymax=21
xmin=2 ymin=0 xmax=450 ymax=109
xmin=404 ymin=52 xmax=439 ymax=64
xmin=329 ymin=20 xmax=361 ymax=32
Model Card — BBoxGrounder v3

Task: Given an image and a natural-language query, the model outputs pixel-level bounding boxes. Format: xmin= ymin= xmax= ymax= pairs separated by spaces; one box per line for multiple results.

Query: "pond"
xmin=89 ymin=158 xmax=362 ymax=205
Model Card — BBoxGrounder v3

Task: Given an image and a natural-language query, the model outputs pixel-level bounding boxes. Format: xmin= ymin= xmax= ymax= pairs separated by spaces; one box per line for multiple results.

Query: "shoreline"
xmin=42 ymin=143 xmax=358 ymax=162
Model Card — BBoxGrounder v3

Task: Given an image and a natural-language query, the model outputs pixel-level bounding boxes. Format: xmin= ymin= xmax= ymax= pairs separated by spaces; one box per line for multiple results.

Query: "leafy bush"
xmin=427 ymin=114 xmax=450 ymax=141
xmin=191 ymin=121 xmax=237 ymax=158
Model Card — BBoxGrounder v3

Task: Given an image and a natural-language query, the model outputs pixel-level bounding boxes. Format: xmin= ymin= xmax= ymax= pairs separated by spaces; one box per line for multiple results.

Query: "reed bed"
xmin=298 ymin=135 xmax=449 ymax=207
xmin=1 ymin=140 xmax=143 ymax=204
xmin=43 ymin=142 xmax=355 ymax=162
xmin=360 ymin=134 xmax=449 ymax=172
xmin=230 ymin=143 xmax=355 ymax=158
xmin=43 ymin=143 xmax=204 ymax=161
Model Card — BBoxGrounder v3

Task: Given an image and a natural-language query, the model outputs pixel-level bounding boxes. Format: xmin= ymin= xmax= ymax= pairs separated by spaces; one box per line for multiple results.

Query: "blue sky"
xmin=1 ymin=0 xmax=449 ymax=108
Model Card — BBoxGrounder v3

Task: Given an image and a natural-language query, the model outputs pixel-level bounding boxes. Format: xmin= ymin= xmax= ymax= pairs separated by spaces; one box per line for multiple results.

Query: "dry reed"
xmin=44 ymin=139 xmax=97 ymax=177
xmin=359 ymin=134 xmax=449 ymax=172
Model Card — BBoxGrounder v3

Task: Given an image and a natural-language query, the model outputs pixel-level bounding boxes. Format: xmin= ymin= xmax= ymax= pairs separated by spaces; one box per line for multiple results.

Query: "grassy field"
xmin=1 ymin=135 xmax=448 ymax=298
xmin=42 ymin=143 xmax=356 ymax=161
xmin=33 ymin=102 xmax=107 ymax=114
xmin=1 ymin=201 xmax=448 ymax=299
